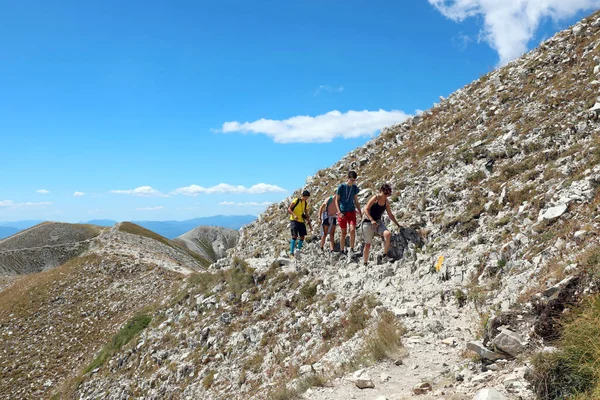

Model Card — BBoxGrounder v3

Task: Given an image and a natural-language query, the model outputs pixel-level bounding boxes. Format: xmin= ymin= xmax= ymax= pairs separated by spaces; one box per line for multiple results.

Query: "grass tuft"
xmin=531 ymin=294 xmax=600 ymax=399
xmin=84 ymin=314 xmax=152 ymax=374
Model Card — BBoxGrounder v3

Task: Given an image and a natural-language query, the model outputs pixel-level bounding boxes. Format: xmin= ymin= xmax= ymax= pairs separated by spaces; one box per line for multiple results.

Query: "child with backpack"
xmin=288 ymin=190 xmax=312 ymax=257
xmin=318 ymin=193 xmax=337 ymax=253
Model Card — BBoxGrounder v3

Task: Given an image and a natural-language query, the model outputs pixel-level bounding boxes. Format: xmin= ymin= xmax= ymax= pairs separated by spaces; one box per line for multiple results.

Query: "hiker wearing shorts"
xmin=335 ymin=171 xmax=362 ymax=254
xmin=318 ymin=193 xmax=337 ymax=253
xmin=362 ymin=183 xmax=401 ymax=265
xmin=288 ymin=190 xmax=312 ymax=256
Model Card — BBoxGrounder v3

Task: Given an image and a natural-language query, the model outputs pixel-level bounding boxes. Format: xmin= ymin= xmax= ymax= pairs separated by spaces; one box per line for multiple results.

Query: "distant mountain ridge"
xmin=0 ymin=215 xmax=256 ymax=240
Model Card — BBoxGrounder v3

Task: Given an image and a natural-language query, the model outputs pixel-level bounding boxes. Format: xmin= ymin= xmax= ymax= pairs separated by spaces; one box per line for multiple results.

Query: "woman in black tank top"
xmin=361 ymin=184 xmax=402 ymax=266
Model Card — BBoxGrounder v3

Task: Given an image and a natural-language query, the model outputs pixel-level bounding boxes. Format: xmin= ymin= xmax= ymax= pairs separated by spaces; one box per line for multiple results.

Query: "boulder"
xmin=492 ymin=329 xmax=527 ymax=357
xmin=473 ymin=388 xmax=506 ymax=400
xmin=467 ymin=341 xmax=506 ymax=361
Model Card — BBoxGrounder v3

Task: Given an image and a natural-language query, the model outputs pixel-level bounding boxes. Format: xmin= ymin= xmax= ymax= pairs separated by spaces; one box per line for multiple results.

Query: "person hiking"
xmin=318 ymin=192 xmax=337 ymax=253
xmin=335 ymin=171 xmax=362 ymax=255
xmin=361 ymin=183 xmax=402 ymax=266
xmin=288 ymin=190 xmax=312 ymax=257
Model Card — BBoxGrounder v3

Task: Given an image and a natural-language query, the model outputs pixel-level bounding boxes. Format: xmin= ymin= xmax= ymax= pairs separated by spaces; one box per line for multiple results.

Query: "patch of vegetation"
xmin=363 ymin=311 xmax=405 ymax=361
xmin=84 ymin=314 xmax=152 ymax=374
xmin=194 ymin=237 xmax=218 ymax=263
xmin=342 ymin=295 xmax=379 ymax=339
xmin=531 ymin=294 xmax=600 ymax=399
xmin=203 ymin=369 xmax=216 ymax=389
xmin=225 ymin=257 xmax=256 ymax=297
xmin=455 ymin=289 xmax=467 ymax=308
xmin=467 ymin=170 xmax=486 ymax=184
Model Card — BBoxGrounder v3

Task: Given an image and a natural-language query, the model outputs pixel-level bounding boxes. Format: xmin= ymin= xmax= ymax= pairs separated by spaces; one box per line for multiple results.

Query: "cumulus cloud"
xmin=173 ymin=183 xmax=286 ymax=196
xmin=220 ymin=201 xmax=273 ymax=207
xmin=314 ymin=85 xmax=344 ymax=96
xmin=429 ymin=0 xmax=600 ymax=65
xmin=110 ymin=186 xmax=166 ymax=197
xmin=135 ymin=206 xmax=164 ymax=211
xmin=36 ymin=189 xmax=50 ymax=194
xmin=73 ymin=191 xmax=86 ymax=197
xmin=0 ymin=200 xmax=52 ymax=208
xmin=220 ymin=109 xmax=410 ymax=143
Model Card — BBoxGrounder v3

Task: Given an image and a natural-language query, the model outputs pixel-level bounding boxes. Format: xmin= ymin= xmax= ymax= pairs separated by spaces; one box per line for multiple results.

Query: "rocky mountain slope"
xmin=0 ymin=222 xmax=206 ymax=399
xmin=4 ymin=10 xmax=600 ymax=400
xmin=0 ymin=222 xmax=102 ymax=275
xmin=173 ymin=226 xmax=239 ymax=266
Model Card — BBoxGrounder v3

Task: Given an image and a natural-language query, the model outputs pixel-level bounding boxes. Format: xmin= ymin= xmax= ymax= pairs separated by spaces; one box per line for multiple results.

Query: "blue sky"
xmin=1 ymin=0 xmax=598 ymax=222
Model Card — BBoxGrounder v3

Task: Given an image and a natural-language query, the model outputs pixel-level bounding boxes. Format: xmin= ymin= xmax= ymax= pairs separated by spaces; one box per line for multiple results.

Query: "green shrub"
xmin=84 ymin=314 xmax=152 ymax=374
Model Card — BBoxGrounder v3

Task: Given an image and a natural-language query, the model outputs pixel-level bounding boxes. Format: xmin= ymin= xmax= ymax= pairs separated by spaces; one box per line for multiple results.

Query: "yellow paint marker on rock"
xmin=435 ymin=255 xmax=444 ymax=272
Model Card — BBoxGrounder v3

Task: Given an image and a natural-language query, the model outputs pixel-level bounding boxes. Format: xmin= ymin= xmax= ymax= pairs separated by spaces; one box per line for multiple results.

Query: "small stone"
xmin=413 ymin=382 xmax=432 ymax=395
xmin=380 ymin=372 xmax=392 ymax=383
xmin=394 ymin=359 xmax=404 ymax=366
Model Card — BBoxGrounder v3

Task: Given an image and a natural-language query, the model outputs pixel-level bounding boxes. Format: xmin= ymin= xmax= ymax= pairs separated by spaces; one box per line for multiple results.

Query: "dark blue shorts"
xmin=290 ymin=221 xmax=307 ymax=237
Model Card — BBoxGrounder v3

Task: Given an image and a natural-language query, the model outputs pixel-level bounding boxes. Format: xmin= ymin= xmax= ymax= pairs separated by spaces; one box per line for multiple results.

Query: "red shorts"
xmin=337 ymin=211 xmax=357 ymax=229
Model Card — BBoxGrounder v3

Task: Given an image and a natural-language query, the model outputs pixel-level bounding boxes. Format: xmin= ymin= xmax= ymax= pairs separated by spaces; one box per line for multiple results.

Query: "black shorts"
xmin=290 ymin=221 xmax=307 ymax=237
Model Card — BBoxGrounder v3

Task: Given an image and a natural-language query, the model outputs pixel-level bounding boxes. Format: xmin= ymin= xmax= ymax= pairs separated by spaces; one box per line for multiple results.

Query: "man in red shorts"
xmin=335 ymin=170 xmax=362 ymax=255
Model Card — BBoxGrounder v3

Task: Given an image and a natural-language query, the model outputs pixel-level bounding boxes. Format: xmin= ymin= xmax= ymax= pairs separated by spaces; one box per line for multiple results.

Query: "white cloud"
xmin=173 ymin=183 xmax=286 ymax=196
xmin=110 ymin=186 xmax=167 ymax=197
xmin=135 ymin=206 xmax=164 ymax=211
xmin=220 ymin=201 xmax=273 ymax=207
xmin=0 ymin=200 xmax=52 ymax=208
xmin=429 ymin=0 xmax=600 ymax=65
xmin=220 ymin=109 xmax=411 ymax=143
xmin=452 ymin=32 xmax=472 ymax=51
xmin=36 ymin=189 xmax=50 ymax=194
xmin=314 ymin=85 xmax=344 ymax=96
xmin=73 ymin=191 xmax=86 ymax=197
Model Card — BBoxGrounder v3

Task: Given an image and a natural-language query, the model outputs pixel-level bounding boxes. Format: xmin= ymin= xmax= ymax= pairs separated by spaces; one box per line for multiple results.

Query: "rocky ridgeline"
xmin=0 ymin=224 xmax=210 ymax=399
xmin=0 ymin=222 xmax=101 ymax=275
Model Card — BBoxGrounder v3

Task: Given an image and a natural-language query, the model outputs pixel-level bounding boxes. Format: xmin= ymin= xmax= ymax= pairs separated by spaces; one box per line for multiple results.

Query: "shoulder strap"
xmin=290 ymin=198 xmax=300 ymax=211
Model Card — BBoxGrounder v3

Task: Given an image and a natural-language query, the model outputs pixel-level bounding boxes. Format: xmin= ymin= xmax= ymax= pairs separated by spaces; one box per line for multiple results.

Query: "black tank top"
xmin=366 ymin=196 xmax=386 ymax=222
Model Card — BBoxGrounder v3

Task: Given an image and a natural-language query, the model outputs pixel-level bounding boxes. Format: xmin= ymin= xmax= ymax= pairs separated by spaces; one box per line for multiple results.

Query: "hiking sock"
xmin=290 ymin=239 xmax=297 ymax=254
xmin=297 ymin=240 xmax=304 ymax=250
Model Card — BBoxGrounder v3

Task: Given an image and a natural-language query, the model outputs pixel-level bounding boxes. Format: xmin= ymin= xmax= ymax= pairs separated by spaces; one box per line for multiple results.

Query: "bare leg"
xmin=340 ymin=228 xmax=347 ymax=252
xmin=328 ymin=227 xmax=336 ymax=250
xmin=319 ymin=226 xmax=327 ymax=249
xmin=349 ymin=224 xmax=356 ymax=249
xmin=363 ymin=243 xmax=371 ymax=264
xmin=383 ymin=230 xmax=391 ymax=255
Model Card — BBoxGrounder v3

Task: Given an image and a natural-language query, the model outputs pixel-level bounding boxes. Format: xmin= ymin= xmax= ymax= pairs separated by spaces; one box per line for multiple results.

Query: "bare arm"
xmin=318 ymin=200 xmax=327 ymax=219
xmin=354 ymin=194 xmax=362 ymax=216
xmin=386 ymin=201 xmax=401 ymax=228
xmin=335 ymin=194 xmax=342 ymax=215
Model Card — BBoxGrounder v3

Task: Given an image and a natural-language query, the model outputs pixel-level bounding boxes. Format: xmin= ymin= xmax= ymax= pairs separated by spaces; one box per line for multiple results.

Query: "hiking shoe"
xmin=381 ymin=254 xmax=393 ymax=263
